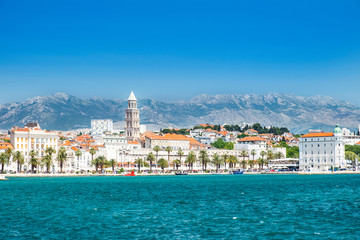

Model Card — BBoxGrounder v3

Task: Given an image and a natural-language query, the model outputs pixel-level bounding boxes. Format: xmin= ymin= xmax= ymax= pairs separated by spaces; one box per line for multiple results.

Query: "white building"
xmin=299 ymin=125 xmax=345 ymax=171
xmin=91 ymin=119 xmax=113 ymax=135
xmin=10 ymin=123 xmax=59 ymax=171
xmin=125 ymin=91 xmax=140 ymax=141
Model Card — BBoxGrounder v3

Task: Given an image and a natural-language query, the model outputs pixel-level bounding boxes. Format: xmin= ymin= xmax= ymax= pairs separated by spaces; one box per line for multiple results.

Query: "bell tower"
xmin=125 ymin=91 xmax=140 ymax=141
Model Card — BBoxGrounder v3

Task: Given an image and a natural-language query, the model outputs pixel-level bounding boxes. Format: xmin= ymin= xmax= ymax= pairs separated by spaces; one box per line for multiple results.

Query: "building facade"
xmin=91 ymin=119 xmax=113 ymax=135
xmin=299 ymin=125 xmax=345 ymax=171
xmin=125 ymin=91 xmax=140 ymax=141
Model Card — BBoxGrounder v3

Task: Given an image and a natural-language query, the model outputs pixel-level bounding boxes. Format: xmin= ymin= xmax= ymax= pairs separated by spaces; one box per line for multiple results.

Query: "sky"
xmin=0 ymin=0 xmax=360 ymax=104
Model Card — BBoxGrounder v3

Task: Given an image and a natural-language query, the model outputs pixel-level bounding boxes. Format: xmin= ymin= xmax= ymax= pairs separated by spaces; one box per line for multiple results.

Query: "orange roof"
xmin=71 ymin=146 xmax=79 ymax=151
xmin=238 ymin=137 xmax=266 ymax=142
xmin=218 ymin=131 xmax=228 ymax=136
xmin=355 ymin=141 xmax=360 ymax=145
xmin=0 ymin=142 xmax=14 ymax=150
xmin=247 ymin=129 xmax=258 ymax=133
xmin=199 ymin=124 xmax=214 ymax=128
xmin=301 ymin=132 xmax=334 ymax=138
xmin=128 ymin=141 xmax=140 ymax=145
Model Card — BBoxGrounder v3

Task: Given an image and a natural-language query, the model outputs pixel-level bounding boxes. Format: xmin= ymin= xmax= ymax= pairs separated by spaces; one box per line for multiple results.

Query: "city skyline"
xmin=1 ymin=0 xmax=360 ymax=104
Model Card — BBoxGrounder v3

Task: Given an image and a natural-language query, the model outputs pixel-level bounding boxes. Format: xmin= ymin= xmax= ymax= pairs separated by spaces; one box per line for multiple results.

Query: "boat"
xmin=231 ymin=170 xmax=244 ymax=175
xmin=0 ymin=175 xmax=8 ymax=181
xmin=175 ymin=171 xmax=188 ymax=175
xmin=124 ymin=171 xmax=136 ymax=176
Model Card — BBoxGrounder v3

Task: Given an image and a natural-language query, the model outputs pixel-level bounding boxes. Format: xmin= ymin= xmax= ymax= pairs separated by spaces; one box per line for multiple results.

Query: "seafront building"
xmin=299 ymin=125 xmax=346 ymax=171
xmin=125 ymin=91 xmax=140 ymax=142
xmin=9 ymin=123 xmax=59 ymax=171
xmin=91 ymin=119 xmax=113 ymax=135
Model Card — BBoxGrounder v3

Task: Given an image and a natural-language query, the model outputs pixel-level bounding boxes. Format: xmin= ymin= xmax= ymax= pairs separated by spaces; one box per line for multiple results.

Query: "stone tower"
xmin=125 ymin=91 xmax=140 ymax=141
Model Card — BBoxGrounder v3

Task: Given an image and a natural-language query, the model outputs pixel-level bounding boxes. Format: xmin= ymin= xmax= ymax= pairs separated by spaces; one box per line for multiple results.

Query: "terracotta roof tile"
xmin=301 ymin=132 xmax=334 ymax=138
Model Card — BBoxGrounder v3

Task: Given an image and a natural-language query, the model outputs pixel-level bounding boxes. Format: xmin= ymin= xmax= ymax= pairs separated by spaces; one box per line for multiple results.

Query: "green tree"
xmin=97 ymin=156 xmax=106 ymax=172
xmin=0 ymin=152 xmax=10 ymax=173
xmin=258 ymin=158 xmax=265 ymax=170
xmin=241 ymin=159 xmax=247 ymax=169
xmin=251 ymin=150 xmax=256 ymax=161
xmin=211 ymin=138 xmax=226 ymax=149
xmin=57 ymin=147 xmax=67 ymax=173
xmin=228 ymin=155 xmax=238 ymax=169
xmin=29 ymin=150 xmax=38 ymax=173
xmin=75 ymin=150 xmax=82 ymax=170
xmin=147 ymin=152 xmax=155 ymax=172
xmin=345 ymin=151 xmax=358 ymax=167
xmin=91 ymin=157 xmax=100 ymax=172
xmin=173 ymin=159 xmax=181 ymax=171
xmin=153 ymin=146 xmax=160 ymax=167
xmin=185 ymin=151 xmax=197 ymax=171
xmin=89 ymin=148 xmax=97 ymax=163
xmin=222 ymin=153 xmax=229 ymax=170
xmin=199 ymin=150 xmax=210 ymax=171
xmin=177 ymin=149 xmax=184 ymax=169
xmin=42 ymin=154 xmax=53 ymax=173
xmin=166 ymin=146 xmax=172 ymax=169
xmin=134 ymin=158 xmax=144 ymax=172
xmin=12 ymin=151 xmax=24 ymax=172
xmin=108 ymin=159 xmax=117 ymax=172
xmin=211 ymin=153 xmax=223 ymax=172
xmin=158 ymin=158 xmax=168 ymax=171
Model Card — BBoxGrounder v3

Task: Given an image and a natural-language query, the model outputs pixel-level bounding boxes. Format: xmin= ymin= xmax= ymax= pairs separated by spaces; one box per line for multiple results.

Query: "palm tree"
xmin=91 ymin=157 xmax=100 ymax=172
xmin=42 ymin=154 xmax=52 ymax=173
xmin=75 ymin=150 xmax=82 ymax=170
xmin=248 ymin=159 xmax=255 ymax=170
xmin=241 ymin=150 xmax=248 ymax=161
xmin=153 ymin=146 xmax=160 ymax=167
xmin=199 ymin=150 xmax=210 ymax=171
xmin=275 ymin=152 xmax=284 ymax=159
xmin=251 ymin=149 xmax=256 ymax=161
xmin=45 ymin=147 xmax=56 ymax=158
xmin=177 ymin=149 xmax=184 ymax=169
xmin=57 ymin=147 xmax=67 ymax=173
xmin=185 ymin=151 xmax=197 ymax=171
xmin=146 ymin=152 xmax=155 ymax=172
xmin=266 ymin=150 xmax=274 ymax=168
xmin=241 ymin=159 xmax=247 ymax=169
xmin=0 ymin=152 xmax=10 ymax=173
xmin=12 ymin=151 xmax=24 ymax=172
xmin=158 ymin=158 xmax=168 ymax=171
xmin=108 ymin=159 xmax=116 ymax=172
xmin=97 ymin=156 xmax=106 ymax=172
xmin=211 ymin=153 xmax=223 ymax=172
xmin=134 ymin=158 xmax=144 ymax=172
xmin=222 ymin=154 xmax=229 ymax=170
xmin=173 ymin=159 xmax=181 ymax=171
xmin=229 ymin=155 xmax=238 ymax=169
xmin=165 ymin=146 xmax=172 ymax=169
xmin=260 ymin=150 xmax=266 ymax=160
xmin=89 ymin=148 xmax=97 ymax=163
xmin=29 ymin=150 xmax=38 ymax=173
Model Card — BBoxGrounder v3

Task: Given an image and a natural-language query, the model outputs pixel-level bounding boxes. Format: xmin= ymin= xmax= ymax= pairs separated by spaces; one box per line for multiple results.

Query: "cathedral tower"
xmin=125 ymin=91 xmax=140 ymax=141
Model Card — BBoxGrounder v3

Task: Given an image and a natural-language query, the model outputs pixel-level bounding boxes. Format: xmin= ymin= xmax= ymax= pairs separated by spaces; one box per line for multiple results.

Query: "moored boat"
xmin=175 ymin=171 xmax=188 ymax=175
xmin=231 ymin=170 xmax=244 ymax=175
xmin=124 ymin=171 xmax=136 ymax=176
xmin=0 ymin=175 xmax=8 ymax=181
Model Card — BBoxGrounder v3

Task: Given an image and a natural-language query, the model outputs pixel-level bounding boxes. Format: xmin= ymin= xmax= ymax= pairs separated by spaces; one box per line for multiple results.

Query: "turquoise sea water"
xmin=1 ymin=175 xmax=359 ymax=239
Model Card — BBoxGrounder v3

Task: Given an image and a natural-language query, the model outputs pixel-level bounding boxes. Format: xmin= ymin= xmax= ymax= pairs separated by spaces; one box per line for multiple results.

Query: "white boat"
xmin=0 ymin=175 xmax=8 ymax=181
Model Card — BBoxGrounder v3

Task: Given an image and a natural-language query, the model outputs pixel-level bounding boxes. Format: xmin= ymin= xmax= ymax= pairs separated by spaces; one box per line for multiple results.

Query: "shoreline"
xmin=2 ymin=171 xmax=360 ymax=177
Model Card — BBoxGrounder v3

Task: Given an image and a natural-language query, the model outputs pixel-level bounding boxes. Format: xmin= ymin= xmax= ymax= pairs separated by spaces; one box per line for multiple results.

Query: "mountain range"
xmin=0 ymin=92 xmax=359 ymax=133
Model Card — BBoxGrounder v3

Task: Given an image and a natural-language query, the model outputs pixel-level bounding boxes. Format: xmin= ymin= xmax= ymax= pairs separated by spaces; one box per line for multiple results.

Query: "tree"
xmin=345 ymin=151 xmax=358 ymax=167
xmin=0 ymin=152 xmax=10 ymax=173
xmin=211 ymin=138 xmax=226 ymax=149
xmin=266 ymin=150 xmax=274 ymax=168
xmin=108 ymin=159 xmax=116 ymax=172
xmin=91 ymin=157 xmax=100 ymax=172
xmin=97 ymin=156 xmax=106 ymax=172
xmin=166 ymin=146 xmax=173 ymax=169
xmin=75 ymin=150 xmax=82 ymax=170
xmin=173 ymin=159 xmax=181 ymax=171
xmin=241 ymin=159 xmax=247 ymax=169
xmin=57 ymin=147 xmax=67 ymax=173
xmin=228 ymin=155 xmax=238 ymax=169
xmin=177 ymin=149 xmax=184 ymax=169
xmin=260 ymin=151 xmax=266 ymax=159
xmin=275 ymin=152 xmax=284 ymax=159
xmin=185 ymin=151 xmax=197 ymax=171
xmin=157 ymin=158 xmax=168 ymax=171
xmin=211 ymin=153 xmax=223 ymax=172
xmin=12 ymin=151 xmax=24 ymax=172
xmin=89 ymin=148 xmax=97 ymax=163
xmin=248 ymin=159 xmax=255 ymax=170
xmin=45 ymin=147 xmax=56 ymax=158
xmin=240 ymin=150 xmax=248 ymax=163
xmin=134 ymin=158 xmax=143 ymax=172
xmin=258 ymin=158 xmax=265 ymax=170
xmin=29 ymin=150 xmax=38 ymax=173
xmin=251 ymin=150 xmax=256 ymax=161
xmin=153 ymin=146 xmax=160 ymax=167
xmin=222 ymin=154 xmax=229 ymax=170
xmin=42 ymin=154 xmax=53 ymax=173
xmin=199 ymin=150 xmax=210 ymax=171
xmin=147 ymin=152 xmax=155 ymax=172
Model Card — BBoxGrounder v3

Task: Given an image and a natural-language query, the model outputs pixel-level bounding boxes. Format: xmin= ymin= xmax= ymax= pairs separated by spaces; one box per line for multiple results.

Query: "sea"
xmin=0 ymin=174 xmax=359 ymax=239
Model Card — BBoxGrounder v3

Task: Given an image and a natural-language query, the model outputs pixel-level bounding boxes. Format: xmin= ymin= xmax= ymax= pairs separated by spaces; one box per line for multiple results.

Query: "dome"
xmin=333 ymin=124 xmax=341 ymax=134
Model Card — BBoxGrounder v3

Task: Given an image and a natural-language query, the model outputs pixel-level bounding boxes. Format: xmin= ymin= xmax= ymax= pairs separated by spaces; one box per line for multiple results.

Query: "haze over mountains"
xmin=0 ymin=92 xmax=359 ymax=133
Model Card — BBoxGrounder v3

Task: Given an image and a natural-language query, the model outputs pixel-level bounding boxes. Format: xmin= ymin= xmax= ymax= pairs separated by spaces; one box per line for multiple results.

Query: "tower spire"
xmin=125 ymin=91 xmax=140 ymax=141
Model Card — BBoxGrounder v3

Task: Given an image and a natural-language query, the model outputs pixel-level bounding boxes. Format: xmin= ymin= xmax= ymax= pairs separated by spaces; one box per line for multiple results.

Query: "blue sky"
xmin=0 ymin=0 xmax=359 ymax=104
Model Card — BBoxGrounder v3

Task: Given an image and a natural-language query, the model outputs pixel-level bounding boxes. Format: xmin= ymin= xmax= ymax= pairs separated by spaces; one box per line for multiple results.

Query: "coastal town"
xmin=0 ymin=91 xmax=360 ymax=175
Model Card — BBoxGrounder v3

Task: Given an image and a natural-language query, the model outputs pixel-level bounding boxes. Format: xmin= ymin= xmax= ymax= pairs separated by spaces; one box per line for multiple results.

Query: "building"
xmin=299 ymin=124 xmax=345 ymax=171
xmin=244 ymin=129 xmax=259 ymax=136
xmin=91 ymin=119 xmax=113 ymax=135
xmin=10 ymin=123 xmax=59 ymax=171
xmin=125 ymin=91 xmax=140 ymax=141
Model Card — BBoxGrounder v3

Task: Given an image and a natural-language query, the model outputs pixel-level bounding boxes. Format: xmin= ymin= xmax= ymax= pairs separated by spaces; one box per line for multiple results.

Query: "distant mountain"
xmin=0 ymin=92 xmax=359 ymax=133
